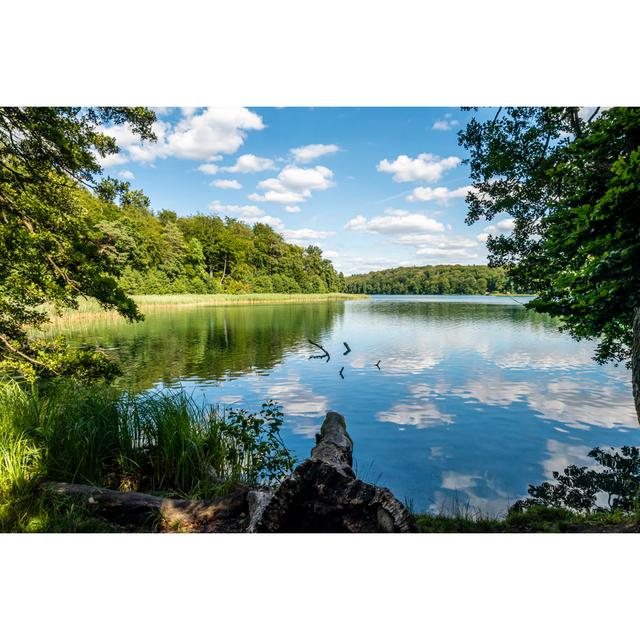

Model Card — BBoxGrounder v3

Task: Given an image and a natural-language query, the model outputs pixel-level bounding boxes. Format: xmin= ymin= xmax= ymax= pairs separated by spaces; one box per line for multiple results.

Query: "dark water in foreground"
xmin=59 ymin=295 xmax=638 ymax=514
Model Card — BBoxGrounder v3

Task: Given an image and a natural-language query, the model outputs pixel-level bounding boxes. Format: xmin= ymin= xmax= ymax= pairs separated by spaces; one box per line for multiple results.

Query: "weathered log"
xmin=42 ymin=482 xmax=250 ymax=532
xmin=255 ymin=411 xmax=415 ymax=533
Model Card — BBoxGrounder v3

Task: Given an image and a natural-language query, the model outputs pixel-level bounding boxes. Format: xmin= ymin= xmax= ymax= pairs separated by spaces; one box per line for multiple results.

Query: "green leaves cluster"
xmin=0 ymin=107 xmax=156 ymax=380
xmin=103 ymin=205 xmax=345 ymax=297
xmin=459 ymin=107 xmax=640 ymax=418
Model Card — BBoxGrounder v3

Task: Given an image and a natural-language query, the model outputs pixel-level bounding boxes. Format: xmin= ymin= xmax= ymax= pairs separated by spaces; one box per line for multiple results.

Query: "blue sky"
xmin=100 ymin=107 xmax=513 ymax=275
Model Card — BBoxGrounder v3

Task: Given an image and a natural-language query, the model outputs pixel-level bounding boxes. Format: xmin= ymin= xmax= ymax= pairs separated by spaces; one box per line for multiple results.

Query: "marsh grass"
xmin=0 ymin=380 xmax=295 ymax=532
xmin=37 ymin=293 xmax=368 ymax=330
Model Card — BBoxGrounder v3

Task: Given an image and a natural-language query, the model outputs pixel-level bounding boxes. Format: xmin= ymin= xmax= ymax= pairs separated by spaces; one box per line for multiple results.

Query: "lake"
xmin=58 ymin=295 xmax=639 ymax=514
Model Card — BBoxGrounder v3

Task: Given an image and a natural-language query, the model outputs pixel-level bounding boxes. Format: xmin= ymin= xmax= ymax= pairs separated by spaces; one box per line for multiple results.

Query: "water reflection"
xmin=55 ymin=295 xmax=638 ymax=513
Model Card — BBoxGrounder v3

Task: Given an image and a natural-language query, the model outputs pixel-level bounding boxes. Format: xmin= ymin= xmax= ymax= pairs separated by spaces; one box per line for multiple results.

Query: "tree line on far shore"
xmin=343 ymin=265 xmax=525 ymax=295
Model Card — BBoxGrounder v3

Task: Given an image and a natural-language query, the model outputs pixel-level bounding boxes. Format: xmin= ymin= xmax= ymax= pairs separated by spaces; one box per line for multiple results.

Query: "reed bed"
xmin=0 ymin=380 xmax=294 ymax=531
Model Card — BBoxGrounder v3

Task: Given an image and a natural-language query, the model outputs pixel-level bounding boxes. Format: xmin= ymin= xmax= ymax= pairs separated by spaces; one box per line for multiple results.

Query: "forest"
xmin=343 ymin=264 xmax=523 ymax=295
xmin=81 ymin=186 xmax=345 ymax=296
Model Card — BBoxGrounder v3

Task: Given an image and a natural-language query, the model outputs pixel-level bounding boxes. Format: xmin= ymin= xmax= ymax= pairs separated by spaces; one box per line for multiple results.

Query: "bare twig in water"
xmin=339 ymin=366 xmax=344 ymax=378
xmin=508 ymin=296 xmax=527 ymax=306
xmin=343 ymin=341 xmax=351 ymax=355
xmin=375 ymin=360 xmax=381 ymax=369
xmin=308 ymin=339 xmax=330 ymax=362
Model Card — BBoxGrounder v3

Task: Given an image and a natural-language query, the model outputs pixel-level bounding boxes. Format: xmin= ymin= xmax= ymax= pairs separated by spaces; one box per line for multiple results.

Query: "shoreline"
xmin=41 ymin=293 xmax=368 ymax=325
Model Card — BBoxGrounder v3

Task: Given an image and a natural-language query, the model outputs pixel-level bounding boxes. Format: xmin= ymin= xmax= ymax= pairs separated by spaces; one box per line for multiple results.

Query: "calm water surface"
xmin=60 ymin=295 xmax=638 ymax=514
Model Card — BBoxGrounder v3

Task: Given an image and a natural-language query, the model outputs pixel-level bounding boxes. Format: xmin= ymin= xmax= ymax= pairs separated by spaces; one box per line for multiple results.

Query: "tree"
xmin=0 ymin=107 xmax=156 ymax=379
xmin=459 ymin=107 xmax=640 ymax=422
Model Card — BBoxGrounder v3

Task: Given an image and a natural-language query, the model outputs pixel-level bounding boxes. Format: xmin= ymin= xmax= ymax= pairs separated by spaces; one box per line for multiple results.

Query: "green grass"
xmin=413 ymin=504 xmax=640 ymax=533
xmin=0 ymin=379 xmax=294 ymax=532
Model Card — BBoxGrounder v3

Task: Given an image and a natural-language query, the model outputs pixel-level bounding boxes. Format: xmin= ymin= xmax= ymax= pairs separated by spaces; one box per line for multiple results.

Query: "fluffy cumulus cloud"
xmin=209 ymin=200 xmax=265 ymax=219
xmin=118 ymin=169 xmax=135 ymax=180
xmin=250 ymin=215 xmax=285 ymax=229
xmin=221 ymin=154 xmax=274 ymax=173
xmin=212 ymin=179 xmax=242 ymax=189
xmin=250 ymin=165 xmax=334 ymax=206
xmin=432 ymin=113 xmax=459 ymax=131
xmin=290 ymin=143 xmax=340 ymax=163
xmin=285 ymin=205 xmax=301 ymax=213
xmin=346 ymin=209 xmax=482 ymax=264
xmin=476 ymin=217 xmax=516 ymax=242
xmin=197 ymin=161 xmax=222 ymax=175
xmin=345 ymin=209 xmax=445 ymax=235
xmin=377 ymin=153 xmax=461 ymax=183
xmin=99 ymin=108 xmax=265 ymax=167
xmin=406 ymin=185 xmax=472 ymax=203
xmin=282 ymin=228 xmax=335 ymax=242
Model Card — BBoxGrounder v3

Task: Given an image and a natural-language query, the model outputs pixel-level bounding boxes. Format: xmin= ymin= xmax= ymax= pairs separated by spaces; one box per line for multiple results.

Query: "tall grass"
xmin=0 ymin=380 xmax=295 ymax=531
xmin=39 ymin=293 xmax=367 ymax=326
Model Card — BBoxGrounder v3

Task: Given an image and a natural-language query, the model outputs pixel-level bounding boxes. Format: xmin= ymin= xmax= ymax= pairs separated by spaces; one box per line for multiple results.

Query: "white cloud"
xmin=212 ymin=179 xmax=242 ymax=189
xmin=285 ymin=205 xmax=301 ymax=213
xmin=222 ymin=154 xmax=274 ymax=173
xmin=249 ymin=215 xmax=285 ymax=229
xmin=118 ymin=169 xmax=135 ymax=180
xmin=344 ymin=208 xmax=445 ymax=235
xmin=406 ymin=185 xmax=472 ymax=203
xmin=415 ymin=247 xmax=479 ymax=260
xmin=100 ymin=107 xmax=265 ymax=166
xmin=97 ymin=153 xmax=128 ymax=168
xmin=250 ymin=190 xmax=307 ymax=204
xmin=394 ymin=234 xmax=478 ymax=249
xmin=197 ymin=162 xmax=220 ymax=175
xmin=479 ymin=218 xmax=516 ymax=239
xmin=250 ymin=165 xmax=334 ymax=206
xmin=209 ymin=200 xmax=265 ymax=218
xmin=496 ymin=218 xmax=515 ymax=231
xmin=432 ymin=113 xmax=459 ymax=131
xmin=377 ymin=153 xmax=461 ymax=183
xmin=282 ymin=228 xmax=335 ymax=242
xmin=290 ymin=143 xmax=340 ymax=163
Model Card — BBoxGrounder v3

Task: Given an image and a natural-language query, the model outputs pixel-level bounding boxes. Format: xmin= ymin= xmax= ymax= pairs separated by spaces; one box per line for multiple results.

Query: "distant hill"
xmin=343 ymin=264 xmax=526 ymax=295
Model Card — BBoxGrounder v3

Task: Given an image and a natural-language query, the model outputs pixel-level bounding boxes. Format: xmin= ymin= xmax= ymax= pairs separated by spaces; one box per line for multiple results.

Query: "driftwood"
xmin=42 ymin=482 xmax=251 ymax=532
xmin=255 ymin=412 xmax=416 ymax=533
xmin=42 ymin=412 xmax=414 ymax=533
xmin=308 ymin=339 xmax=330 ymax=361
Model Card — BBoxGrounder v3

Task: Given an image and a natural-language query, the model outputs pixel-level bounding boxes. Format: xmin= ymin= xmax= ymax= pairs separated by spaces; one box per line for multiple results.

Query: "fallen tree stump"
xmin=255 ymin=411 xmax=416 ymax=532
xmin=42 ymin=482 xmax=250 ymax=532
xmin=41 ymin=411 xmax=415 ymax=533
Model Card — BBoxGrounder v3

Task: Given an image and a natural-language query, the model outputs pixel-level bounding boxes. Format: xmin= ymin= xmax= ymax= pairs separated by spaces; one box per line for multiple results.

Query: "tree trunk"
xmin=42 ymin=482 xmax=250 ymax=532
xmin=255 ymin=411 xmax=416 ymax=532
xmin=633 ymin=305 xmax=640 ymax=425
xmin=219 ymin=257 xmax=227 ymax=285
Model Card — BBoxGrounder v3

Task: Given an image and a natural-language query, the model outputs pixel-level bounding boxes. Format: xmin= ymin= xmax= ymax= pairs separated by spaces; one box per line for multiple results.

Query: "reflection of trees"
xmin=56 ymin=303 xmax=345 ymax=390
xmin=352 ymin=299 xmax=560 ymax=330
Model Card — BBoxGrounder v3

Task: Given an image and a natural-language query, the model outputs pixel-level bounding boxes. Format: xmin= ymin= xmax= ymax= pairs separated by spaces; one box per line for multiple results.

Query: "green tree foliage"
xmin=343 ymin=264 xmax=516 ymax=295
xmin=459 ymin=107 xmax=640 ymax=421
xmin=0 ymin=107 xmax=156 ymax=380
